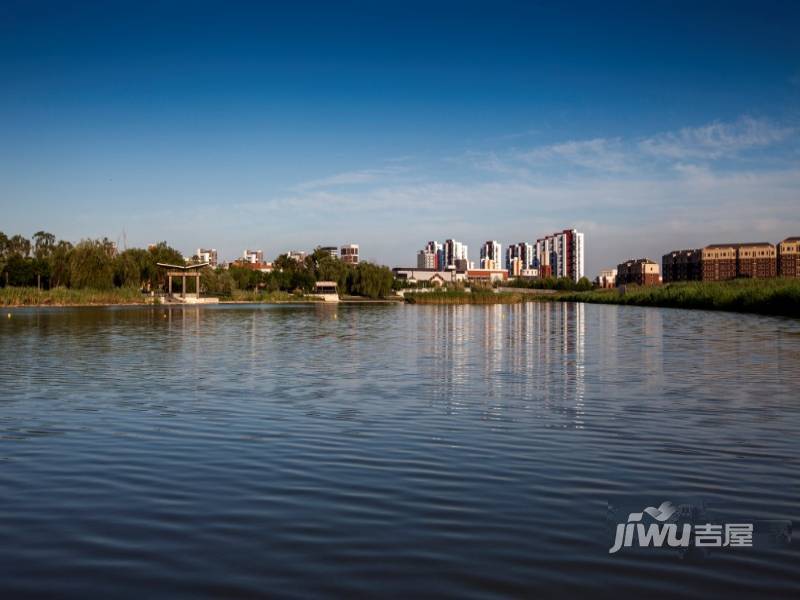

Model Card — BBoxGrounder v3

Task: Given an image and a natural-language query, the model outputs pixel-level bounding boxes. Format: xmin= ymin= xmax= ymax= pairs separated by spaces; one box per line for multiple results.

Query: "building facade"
xmin=664 ymin=243 xmax=779 ymax=282
xmin=480 ymin=240 xmax=502 ymax=270
xmin=534 ymin=229 xmax=584 ymax=282
xmin=616 ymin=258 xmax=660 ymax=286
xmin=595 ymin=268 xmax=617 ymax=288
xmin=662 ymin=249 xmax=702 ymax=283
xmin=243 ymin=249 xmax=263 ymax=264
xmin=340 ymin=244 xmax=359 ymax=265
xmin=196 ymin=248 xmax=218 ymax=268
xmin=736 ymin=243 xmax=776 ymax=279
xmin=778 ymin=237 xmax=800 ymax=277
xmin=444 ymin=239 xmax=468 ymax=270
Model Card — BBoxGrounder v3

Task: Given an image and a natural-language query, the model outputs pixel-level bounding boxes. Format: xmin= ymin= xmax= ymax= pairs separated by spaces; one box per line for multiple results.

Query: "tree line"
xmin=0 ymin=232 xmax=396 ymax=298
xmin=205 ymin=248 xmax=395 ymax=299
xmin=0 ymin=231 xmax=183 ymax=290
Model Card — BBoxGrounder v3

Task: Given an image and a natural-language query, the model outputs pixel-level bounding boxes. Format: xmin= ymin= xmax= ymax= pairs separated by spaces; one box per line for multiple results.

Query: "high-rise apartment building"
xmin=534 ymin=229 xmax=584 ymax=282
xmin=417 ymin=250 xmax=436 ymax=269
xmin=444 ymin=239 xmax=468 ymax=269
xmin=480 ymin=240 xmax=502 ymax=270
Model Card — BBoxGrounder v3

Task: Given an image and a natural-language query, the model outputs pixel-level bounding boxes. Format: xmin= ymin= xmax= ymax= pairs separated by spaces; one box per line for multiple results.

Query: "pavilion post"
xmin=168 ymin=275 xmax=172 ymax=297
xmin=182 ymin=275 xmax=186 ymax=298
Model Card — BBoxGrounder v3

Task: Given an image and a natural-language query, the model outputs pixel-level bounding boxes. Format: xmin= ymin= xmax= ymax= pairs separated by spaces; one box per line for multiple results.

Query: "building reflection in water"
xmin=421 ymin=302 xmax=586 ymax=429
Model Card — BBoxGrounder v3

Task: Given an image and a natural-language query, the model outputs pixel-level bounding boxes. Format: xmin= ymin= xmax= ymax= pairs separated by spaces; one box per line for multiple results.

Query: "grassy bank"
xmin=404 ymin=290 xmax=531 ymax=305
xmin=0 ymin=286 xmax=150 ymax=306
xmin=555 ymin=278 xmax=800 ymax=318
xmin=226 ymin=289 xmax=322 ymax=303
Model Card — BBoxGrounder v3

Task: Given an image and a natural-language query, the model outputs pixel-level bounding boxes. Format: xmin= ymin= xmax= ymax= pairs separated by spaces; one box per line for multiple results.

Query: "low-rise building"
xmin=736 ymin=243 xmax=776 ymax=279
xmin=467 ymin=268 xmax=508 ymax=283
xmin=595 ymin=268 xmax=617 ymax=288
xmin=616 ymin=258 xmax=660 ymax=286
xmin=662 ymin=249 xmax=701 ymax=283
xmin=778 ymin=237 xmax=800 ymax=277
xmin=392 ymin=267 xmax=465 ymax=286
xmin=698 ymin=245 xmax=737 ymax=281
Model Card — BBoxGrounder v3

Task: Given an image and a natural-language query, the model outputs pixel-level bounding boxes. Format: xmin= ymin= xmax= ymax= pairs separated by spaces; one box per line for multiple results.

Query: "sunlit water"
xmin=1 ymin=303 xmax=798 ymax=598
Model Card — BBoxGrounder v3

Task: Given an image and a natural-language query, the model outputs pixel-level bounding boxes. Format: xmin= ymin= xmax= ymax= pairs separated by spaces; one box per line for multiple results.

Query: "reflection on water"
xmin=0 ymin=303 xmax=799 ymax=598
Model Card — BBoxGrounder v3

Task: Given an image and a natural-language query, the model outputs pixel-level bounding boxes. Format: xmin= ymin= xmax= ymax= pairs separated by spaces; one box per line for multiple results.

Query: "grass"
xmin=0 ymin=286 xmax=150 ymax=306
xmin=554 ymin=278 xmax=800 ymax=318
xmin=227 ymin=289 xmax=322 ymax=303
xmin=404 ymin=289 xmax=531 ymax=305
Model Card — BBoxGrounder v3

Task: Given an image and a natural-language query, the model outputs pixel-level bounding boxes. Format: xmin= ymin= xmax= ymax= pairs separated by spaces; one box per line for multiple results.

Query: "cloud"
xmin=639 ymin=116 xmax=793 ymax=160
xmin=291 ymin=167 xmax=405 ymax=191
xmin=519 ymin=137 xmax=630 ymax=172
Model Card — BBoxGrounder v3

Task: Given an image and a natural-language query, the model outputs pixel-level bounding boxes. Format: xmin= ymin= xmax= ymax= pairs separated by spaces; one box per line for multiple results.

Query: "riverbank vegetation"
xmin=404 ymin=289 xmax=531 ymax=305
xmin=0 ymin=286 xmax=150 ymax=306
xmin=555 ymin=278 xmax=800 ymax=318
xmin=505 ymin=275 xmax=593 ymax=291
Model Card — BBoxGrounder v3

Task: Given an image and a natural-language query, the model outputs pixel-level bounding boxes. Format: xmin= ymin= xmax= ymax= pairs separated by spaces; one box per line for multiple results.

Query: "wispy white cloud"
xmin=519 ymin=137 xmax=630 ymax=172
xmin=639 ymin=116 xmax=793 ymax=160
xmin=291 ymin=167 xmax=406 ymax=191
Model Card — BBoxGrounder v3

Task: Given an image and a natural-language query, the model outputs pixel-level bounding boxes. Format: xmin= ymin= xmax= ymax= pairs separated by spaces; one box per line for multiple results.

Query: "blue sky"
xmin=1 ymin=1 xmax=798 ymax=275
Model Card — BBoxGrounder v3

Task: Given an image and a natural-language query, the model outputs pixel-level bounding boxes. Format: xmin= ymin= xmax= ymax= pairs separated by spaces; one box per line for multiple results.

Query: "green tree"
xmin=6 ymin=234 xmax=31 ymax=258
xmin=32 ymin=231 xmax=56 ymax=260
xmin=349 ymin=262 xmax=393 ymax=298
xmin=147 ymin=242 xmax=184 ymax=290
xmin=68 ymin=239 xmax=115 ymax=289
xmin=49 ymin=240 xmax=73 ymax=288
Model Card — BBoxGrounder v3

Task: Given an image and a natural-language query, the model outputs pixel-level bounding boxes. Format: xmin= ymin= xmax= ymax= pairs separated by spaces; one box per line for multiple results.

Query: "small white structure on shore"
xmin=314 ymin=281 xmax=340 ymax=302
xmin=157 ymin=263 xmax=219 ymax=304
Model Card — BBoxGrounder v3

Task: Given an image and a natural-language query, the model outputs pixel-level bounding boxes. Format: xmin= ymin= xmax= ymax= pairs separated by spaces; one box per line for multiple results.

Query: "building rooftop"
xmin=705 ymin=242 xmax=773 ymax=248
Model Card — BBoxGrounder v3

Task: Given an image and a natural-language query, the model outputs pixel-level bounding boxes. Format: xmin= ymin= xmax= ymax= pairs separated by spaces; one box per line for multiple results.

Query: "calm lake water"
xmin=1 ymin=302 xmax=799 ymax=598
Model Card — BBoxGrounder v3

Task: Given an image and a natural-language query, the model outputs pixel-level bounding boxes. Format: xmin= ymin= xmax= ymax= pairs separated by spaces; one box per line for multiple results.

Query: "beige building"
xmin=595 ymin=268 xmax=617 ymax=288
xmin=616 ymin=259 xmax=660 ymax=286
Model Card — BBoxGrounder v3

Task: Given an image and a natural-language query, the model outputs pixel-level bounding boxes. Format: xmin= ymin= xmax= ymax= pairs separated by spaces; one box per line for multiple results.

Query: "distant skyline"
xmin=1 ymin=1 xmax=799 ymax=275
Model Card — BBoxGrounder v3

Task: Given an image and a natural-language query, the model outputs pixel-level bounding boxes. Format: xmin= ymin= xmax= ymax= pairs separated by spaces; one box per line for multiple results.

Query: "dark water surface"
xmin=1 ymin=303 xmax=799 ymax=598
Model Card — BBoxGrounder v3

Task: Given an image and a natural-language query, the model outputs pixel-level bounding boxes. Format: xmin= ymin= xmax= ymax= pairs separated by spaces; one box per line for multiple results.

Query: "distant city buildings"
xmin=534 ymin=229 xmax=584 ymax=282
xmin=340 ymin=244 xmax=359 ymax=265
xmin=196 ymin=248 xmax=218 ymax=267
xmin=243 ymin=249 xmax=264 ymax=264
xmin=616 ymin=258 xmax=660 ymax=286
xmin=287 ymin=250 xmax=307 ymax=262
xmin=479 ymin=240 xmax=502 ymax=270
xmin=444 ymin=239 xmax=468 ymax=270
xmin=317 ymin=245 xmax=338 ymax=259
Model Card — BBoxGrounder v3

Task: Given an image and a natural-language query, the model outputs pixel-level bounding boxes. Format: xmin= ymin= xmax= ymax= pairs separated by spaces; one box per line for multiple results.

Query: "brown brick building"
xmin=616 ymin=258 xmax=660 ymax=286
xmin=736 ymin=243 xmax=777 ymax=279
xmin=663 ymin=242 xmax=782 ymax=282
xmin=662 ymin=249 xmax=702 ymax=283
xmin=778 ymin=237 xmax=800 ymax=277
xmin=699 ymin=245 xmax=738 ymax=281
